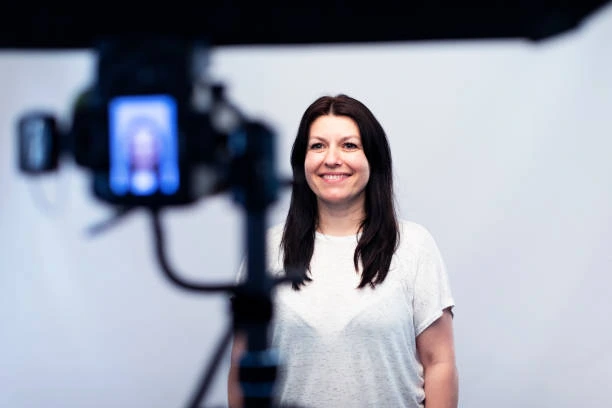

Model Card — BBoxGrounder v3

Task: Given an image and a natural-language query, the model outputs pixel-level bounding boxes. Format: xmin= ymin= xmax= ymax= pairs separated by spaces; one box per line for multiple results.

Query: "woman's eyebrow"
xmin=308 ymin=135 xmax=360 ymax=141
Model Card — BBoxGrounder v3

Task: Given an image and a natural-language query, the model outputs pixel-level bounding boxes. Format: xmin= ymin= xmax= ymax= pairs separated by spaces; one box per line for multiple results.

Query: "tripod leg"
xmin=185 ymin=323 xmax=234 ymax=408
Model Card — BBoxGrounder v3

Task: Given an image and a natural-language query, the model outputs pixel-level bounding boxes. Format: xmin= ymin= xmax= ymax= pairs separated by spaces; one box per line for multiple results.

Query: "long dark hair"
xmin=281 ymin=94 xmax=399 ymax=289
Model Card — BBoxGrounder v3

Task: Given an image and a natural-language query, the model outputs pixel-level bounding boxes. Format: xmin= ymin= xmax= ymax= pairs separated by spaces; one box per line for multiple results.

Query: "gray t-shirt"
xmin=256 ymin=220 xmax=455 ymax=408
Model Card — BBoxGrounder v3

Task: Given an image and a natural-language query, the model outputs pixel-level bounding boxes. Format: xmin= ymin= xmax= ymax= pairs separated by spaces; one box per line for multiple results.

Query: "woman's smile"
xmin=321 ymin=172 xmax=351 ymax=182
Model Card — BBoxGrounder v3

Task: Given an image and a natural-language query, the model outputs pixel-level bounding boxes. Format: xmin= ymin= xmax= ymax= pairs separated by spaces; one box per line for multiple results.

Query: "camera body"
xmin=16 ymin=37 xmax=235 ymax=208
xmin=16 ymin=36 xmax=280 ymax=213
xmin=71 ymin=37 xmax=230 ymax=207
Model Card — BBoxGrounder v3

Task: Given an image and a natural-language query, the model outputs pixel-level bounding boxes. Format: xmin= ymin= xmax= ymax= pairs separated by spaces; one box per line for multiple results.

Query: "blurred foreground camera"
xmin=17 ymin=36 xmax=250 ymax=208
xmin=15 ymin=36 xmax=287 ymax=408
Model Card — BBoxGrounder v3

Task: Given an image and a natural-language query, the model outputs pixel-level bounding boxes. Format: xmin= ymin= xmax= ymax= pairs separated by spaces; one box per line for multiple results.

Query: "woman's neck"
xmin=316 ymin=200 xmax=365 ymax=236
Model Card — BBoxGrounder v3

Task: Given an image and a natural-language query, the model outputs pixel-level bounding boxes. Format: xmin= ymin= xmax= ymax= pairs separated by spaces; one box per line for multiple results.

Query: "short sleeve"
xmin=412 ymin=231 xmax=455 ymax=336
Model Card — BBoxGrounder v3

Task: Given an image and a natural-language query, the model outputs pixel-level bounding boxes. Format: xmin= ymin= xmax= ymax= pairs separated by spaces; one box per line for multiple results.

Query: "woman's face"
xmin=304 ymin=114 xmax=370 ymax=211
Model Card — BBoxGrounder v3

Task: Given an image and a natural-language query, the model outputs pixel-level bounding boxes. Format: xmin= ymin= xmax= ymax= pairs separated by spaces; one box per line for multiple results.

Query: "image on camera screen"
xmin=108 ymin=94 xmax=179 ymax=197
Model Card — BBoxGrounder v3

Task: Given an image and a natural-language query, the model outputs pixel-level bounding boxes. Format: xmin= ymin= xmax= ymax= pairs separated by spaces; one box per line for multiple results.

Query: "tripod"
xmin=145 ymin=120 xmax=292 ymax=408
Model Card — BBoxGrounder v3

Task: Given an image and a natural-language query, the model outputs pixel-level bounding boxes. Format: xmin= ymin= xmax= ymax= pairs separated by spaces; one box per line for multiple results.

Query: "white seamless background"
xmin=1 ymin=5 xmax=611 ymax=407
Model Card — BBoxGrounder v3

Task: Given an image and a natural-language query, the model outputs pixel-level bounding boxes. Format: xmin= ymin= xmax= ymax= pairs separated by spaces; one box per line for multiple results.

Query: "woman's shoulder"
xmin=266 ymin=222 xmax=285 ymax=248
xmin=397 ymin=219 xmax=441 ymax=255
xmin=267 ymin=222 xmax=285 ymax=238
xmin=265 ymin=222 xmax=286 ymax=271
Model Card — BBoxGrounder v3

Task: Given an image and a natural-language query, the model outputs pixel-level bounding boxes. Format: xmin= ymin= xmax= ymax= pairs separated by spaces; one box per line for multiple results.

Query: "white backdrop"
xmin=2 ymin=5 xmax=612 ymax=408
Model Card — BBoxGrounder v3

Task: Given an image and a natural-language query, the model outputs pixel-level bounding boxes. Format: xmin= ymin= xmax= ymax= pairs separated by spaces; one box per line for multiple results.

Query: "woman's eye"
xmin=310 ymin=143 xmax=324 ymax=150
xmin=344 ymin=142 xmax=358 ymax=149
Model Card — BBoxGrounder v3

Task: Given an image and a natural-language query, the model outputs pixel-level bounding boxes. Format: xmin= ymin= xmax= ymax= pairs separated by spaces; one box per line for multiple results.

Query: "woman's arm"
xmin=227 ymin=331 xmax=247 ymax=408
xmin=416 ymin=308 xmax=458 ymax=408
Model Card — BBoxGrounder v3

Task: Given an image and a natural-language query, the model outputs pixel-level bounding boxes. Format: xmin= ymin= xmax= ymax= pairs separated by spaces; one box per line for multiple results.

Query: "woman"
xmin=229 ymin=94 xmax=458 ymax=408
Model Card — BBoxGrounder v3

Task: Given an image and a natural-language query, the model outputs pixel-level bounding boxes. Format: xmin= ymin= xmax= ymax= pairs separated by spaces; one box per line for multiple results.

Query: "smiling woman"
xmin=228 ymin=94 xmax=458 ymax=408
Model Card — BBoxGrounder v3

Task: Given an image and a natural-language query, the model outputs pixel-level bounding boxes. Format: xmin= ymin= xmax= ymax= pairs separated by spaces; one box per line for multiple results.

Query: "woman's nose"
xmin=324 ymin=147 xmax=342 ymax=166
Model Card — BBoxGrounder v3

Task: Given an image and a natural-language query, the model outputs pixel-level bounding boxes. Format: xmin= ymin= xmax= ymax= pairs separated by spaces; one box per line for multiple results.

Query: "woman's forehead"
xmin=309 ymin=115 xmax=360 ymax=139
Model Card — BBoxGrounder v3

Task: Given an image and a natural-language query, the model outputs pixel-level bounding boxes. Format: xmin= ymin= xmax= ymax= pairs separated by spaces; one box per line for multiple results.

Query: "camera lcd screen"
xmin=108 ymin=94 xmax=179 ymax=197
